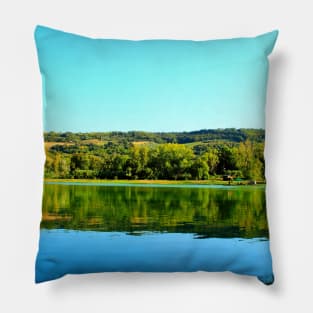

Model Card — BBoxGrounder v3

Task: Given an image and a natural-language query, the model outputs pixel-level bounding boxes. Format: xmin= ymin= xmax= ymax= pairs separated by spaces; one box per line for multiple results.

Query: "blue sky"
xmin=36 ymin=26 xmax=277 ymax=132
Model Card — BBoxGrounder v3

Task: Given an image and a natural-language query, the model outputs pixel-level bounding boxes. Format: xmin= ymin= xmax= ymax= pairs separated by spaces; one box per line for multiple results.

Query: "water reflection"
xmin=41 ymin=183 xmax=269 ymax=238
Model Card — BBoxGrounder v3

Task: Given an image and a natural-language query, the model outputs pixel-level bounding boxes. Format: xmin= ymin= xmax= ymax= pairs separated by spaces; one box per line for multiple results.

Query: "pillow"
xmin=35 ymin=25 xmax=278 ymax=284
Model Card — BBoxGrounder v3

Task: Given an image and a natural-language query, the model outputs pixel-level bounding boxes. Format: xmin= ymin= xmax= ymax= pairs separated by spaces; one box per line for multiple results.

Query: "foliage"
xmin=44 ymin=129 xmax=265 ymax=180
xmin=44 ymin=128 xmax=265 ymax=144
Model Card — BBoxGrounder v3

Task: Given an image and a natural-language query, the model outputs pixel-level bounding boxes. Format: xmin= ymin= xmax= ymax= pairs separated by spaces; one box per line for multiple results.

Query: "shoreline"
xmin=44 ymin=178 xmax=265 ymax=186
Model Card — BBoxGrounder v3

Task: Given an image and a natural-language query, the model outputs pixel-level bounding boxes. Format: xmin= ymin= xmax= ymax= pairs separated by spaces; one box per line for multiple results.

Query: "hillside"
xmin=42 ymin=128 xmax=265 ymax=181
xmin=44 ymin=128 xmax=265 ymax=145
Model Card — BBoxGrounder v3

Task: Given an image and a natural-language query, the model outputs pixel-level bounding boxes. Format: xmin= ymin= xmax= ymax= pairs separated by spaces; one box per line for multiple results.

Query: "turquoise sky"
xmin=35 ymin=26 xmax=278 ymax=132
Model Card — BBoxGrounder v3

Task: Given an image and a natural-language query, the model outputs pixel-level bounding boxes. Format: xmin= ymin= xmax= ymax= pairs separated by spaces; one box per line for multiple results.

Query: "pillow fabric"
xmin=35 ymin=25 xmax=278 ymax=284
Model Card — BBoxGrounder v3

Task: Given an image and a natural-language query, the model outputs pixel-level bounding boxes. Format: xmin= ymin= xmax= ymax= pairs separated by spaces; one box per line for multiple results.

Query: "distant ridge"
xmin=44 ymin=128 xmax=265 ymax=144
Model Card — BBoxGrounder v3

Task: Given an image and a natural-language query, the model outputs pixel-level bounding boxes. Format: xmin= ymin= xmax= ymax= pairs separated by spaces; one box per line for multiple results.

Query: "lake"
xmin=36 ymin=183 xmax=273 ymax=284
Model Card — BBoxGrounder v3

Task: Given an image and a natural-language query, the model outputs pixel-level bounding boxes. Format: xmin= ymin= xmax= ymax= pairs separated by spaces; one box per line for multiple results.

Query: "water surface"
xmin=37 ymin=183 xmax=273 ymax=284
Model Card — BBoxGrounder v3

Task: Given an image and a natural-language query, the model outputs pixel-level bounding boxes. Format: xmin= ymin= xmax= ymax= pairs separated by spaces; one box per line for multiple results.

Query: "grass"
xmin=44 ymin=178 xmax=263 ymax=186
xmin=132 ymin=141 xmax=150 ymax=146
xmin=44 ymin=141 xmax=74 ymax=150
xmin=81 ymin=139 xmax=106 ymax=145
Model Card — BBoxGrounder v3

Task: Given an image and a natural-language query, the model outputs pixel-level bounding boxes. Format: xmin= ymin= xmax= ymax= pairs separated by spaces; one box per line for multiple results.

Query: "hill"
xmin=44 ymin=128 xmax=265 ymax=145
xmin=43 ymin=129 xmax=265 ymax=181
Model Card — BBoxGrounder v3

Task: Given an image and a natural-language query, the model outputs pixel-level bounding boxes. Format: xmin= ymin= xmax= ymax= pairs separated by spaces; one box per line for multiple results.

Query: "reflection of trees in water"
xmin=41 ymin=184 xmax=269 ymax=238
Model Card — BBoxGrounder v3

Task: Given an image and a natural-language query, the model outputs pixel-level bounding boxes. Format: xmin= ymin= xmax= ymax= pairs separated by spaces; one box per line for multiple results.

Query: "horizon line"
xmin=44 ymin=127 xmax=265 ymax=134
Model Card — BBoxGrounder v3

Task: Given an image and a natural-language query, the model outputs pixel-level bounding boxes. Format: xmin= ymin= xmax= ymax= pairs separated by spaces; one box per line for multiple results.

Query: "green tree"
xmin=235 ymin=140 xmax=264 ymax=180
xmin=191 ymin=157 xmax=209 ymax=180
xmin=203 ymin=148 xmax=219 ymax=175
xmin=217 ymin=145 xmax=236 ymax=174
xmin=53 ymin=153 xmax=70 ymax=178
xmin=149 ymin=144 xmax=194 ymax=180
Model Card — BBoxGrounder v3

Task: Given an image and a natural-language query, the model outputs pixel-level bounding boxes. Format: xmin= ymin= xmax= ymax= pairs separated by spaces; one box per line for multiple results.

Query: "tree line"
xmin=44 ymin=128 xmax=265 ymax=144
xmin=44 ymin=133 xmax=265 ymax=181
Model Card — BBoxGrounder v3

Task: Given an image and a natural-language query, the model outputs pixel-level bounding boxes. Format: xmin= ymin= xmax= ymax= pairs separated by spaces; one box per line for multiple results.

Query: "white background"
xmin=0 ymin=0 xmax=312 ymax=312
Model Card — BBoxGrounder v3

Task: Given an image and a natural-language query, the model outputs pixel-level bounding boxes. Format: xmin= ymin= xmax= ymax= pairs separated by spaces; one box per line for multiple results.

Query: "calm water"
xmin=36 ymin=183 xmax=273 ymax=284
